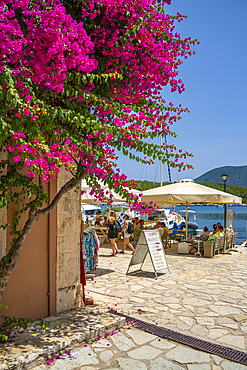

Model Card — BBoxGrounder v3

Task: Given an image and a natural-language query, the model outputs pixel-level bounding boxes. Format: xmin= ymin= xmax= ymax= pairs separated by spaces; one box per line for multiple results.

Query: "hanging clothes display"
xmin=81 ymin=228 xmax=100 ymax=273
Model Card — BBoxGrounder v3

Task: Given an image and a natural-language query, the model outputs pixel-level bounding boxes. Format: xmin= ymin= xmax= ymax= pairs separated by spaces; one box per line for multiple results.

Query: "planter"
xmin=203 ymin=241 xmax=214 ymax=258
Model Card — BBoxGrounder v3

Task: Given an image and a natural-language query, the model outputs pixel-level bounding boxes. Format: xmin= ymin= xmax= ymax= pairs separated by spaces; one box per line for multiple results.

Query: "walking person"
xmin=106 ymin=210 xmax=121 ymax=256
xmin=120 ymin=214 xmax=135 ymax=254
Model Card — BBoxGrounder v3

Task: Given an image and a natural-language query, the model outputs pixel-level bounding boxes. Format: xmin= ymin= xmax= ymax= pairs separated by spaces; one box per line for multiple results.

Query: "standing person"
xmin=103 ymin=216 xmax=108 ymax=227
xmin=120 ymin=214 xmax=135 ymax=254
xmin=106 ymin=210 xmax=121 ymax=256
xmin=95 ymin=211 xmax=102 ymax=226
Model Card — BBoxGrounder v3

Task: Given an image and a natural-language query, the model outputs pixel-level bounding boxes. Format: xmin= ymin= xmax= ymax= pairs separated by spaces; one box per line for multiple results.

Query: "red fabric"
xmin=80 ymin=237 xmax=86 ymax=306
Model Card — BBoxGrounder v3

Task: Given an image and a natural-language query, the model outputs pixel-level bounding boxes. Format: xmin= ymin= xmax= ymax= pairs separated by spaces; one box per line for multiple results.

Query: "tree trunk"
xmin=0 ymin=167 xmax=88 ymax=299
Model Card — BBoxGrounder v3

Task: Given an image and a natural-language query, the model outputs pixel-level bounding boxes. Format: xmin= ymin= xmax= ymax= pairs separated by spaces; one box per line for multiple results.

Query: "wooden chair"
xmin=173 ymin=229 xmax=186 ymax=243
xmin=224 ymin=234 xmax=233 ymax=252
xmin=162 ymin=229 xmax=173 ymax=248
xmin=214 ymin=236 xmax=225 ymax=255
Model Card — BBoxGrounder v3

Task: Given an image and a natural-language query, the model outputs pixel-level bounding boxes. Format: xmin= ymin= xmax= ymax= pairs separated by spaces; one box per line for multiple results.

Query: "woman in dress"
xmin=106 ymin=210 xmax=120 ymax=256
xmin=120 ymin=214 xmax=135 ymax=254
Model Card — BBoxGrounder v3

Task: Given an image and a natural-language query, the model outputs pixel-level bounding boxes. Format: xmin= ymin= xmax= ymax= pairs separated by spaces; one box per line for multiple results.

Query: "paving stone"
xmin=211 ymin=354 xmax=223 ymax=365
xmin=150 ymin=338 xmax=176 ymax=350
xmin=195 ymin=317 xmax=215 ymax=326
xmin=110 ymin=332 xmax=135 ymax=351
xmin=187 ymin=364 xmax=211 ymax=370
xmin=233 ymin=313 xmax=247 ymax=322
xmin=190 ymin=324 xmax=209 ymax=338
xmin=208 ymin=329 xmax=229 ymax=339
xmin=50 ymin=347 xmax=99 ymax=369
xmin=182 ymin=297 xmax=212 ymax=306
xmin=208 ymin=305 xmax=242 ymax=316
xmin=212 ymin=366 xmax=221 ymax=370
xmin=166 ymin=345 xmax=211 ymax=364
xmin=219 ymin=335 xmax=246 ymax=350
xmin=150 ymin=357 xmax=184 ymax=370
xmin=240 ymin=322 xmax=247 ymax=333
xmin=221 ymin=360 xmax=247 ymax=369
xmin=92 ymin=339 xmax=112 ymax=348
xmin=178 ymin=316 xmax=194 ymax=327
xmin=117 ymin=357 xmax=147 ymax=370
xmin=99 ymin=349 xmax=114 ymax=364
xmin=127 ymin=345 xmax=162 ymax=360
xmin=219 ymin=323 xmax=239 ymax=329
xmin=125 ymin=329 xmax=155 ymax=345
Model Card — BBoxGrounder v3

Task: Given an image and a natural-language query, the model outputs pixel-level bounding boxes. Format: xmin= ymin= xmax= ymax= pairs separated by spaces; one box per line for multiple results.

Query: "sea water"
xmin=177 ymin=205 xmax=247 ymax=245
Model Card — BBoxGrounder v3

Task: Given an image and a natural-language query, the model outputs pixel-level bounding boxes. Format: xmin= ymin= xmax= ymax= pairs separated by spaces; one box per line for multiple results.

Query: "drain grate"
xmin=109 ymin=309 xmax=247 ymax=366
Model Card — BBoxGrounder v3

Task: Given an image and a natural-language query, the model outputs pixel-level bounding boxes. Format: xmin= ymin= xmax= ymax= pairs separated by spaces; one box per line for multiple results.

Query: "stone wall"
xmin=56 ymin=169 xmax=83 ymax=312
xmin=0 ymin=151 xmax=7 ymax=261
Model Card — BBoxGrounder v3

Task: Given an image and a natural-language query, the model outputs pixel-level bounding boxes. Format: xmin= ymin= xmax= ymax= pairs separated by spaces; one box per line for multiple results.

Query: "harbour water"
xmin=177 ymin=204 xmax=247 ymax=245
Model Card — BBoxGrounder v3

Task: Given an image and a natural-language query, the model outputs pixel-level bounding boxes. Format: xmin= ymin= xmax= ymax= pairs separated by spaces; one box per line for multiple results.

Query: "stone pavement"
xmin=2 ymin=244 xmax=247 ymax=369
xmin=87 ymin=244 xmax=247 ymax=353
xmin=31 ymin=325 xmax=247 ymax=370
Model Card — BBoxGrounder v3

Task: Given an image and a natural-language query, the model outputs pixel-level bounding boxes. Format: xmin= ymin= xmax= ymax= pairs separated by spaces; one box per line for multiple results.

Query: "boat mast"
xmin=160 ymin=134 xmax=172 ymax=185
xmin=164 ymin=135 xmax=172 ymax=184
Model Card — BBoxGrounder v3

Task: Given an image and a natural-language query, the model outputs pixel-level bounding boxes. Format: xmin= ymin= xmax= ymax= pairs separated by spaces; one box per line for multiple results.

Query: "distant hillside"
xmin=194 ymin=166 xmax=247 ymax=187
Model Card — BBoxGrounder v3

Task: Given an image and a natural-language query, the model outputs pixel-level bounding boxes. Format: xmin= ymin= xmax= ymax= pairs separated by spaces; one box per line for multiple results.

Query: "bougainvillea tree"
xmin=0 ymin=0 xmax=198 ymax=296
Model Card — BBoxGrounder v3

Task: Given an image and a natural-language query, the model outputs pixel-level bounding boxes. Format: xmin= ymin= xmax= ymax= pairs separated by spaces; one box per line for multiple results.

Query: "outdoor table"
xmin=181 ymin=238 xmax=202 ymax=257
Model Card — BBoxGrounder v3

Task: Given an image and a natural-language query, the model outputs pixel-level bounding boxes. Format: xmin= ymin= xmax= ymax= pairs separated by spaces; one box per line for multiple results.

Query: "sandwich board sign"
xmin=126 ymin=229 xmax=170 ymax=278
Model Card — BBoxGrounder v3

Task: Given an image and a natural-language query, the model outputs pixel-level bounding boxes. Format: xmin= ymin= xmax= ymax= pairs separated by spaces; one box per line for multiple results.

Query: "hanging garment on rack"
xmin=81 ymin=228 xmax=100 ymax=272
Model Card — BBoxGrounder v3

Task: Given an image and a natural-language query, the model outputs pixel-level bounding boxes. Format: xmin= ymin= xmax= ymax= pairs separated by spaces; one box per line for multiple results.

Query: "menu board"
xmin=126 ymin=230 xmax=170 ymax=278
xmin=144 ymin=231 xmax=168 ymax=271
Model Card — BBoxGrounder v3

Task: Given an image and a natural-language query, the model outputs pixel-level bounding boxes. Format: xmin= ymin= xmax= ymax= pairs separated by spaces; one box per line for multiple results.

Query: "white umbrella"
xmin=141 ymin=179 xmax=242 ymax=238
xmin=81 ymin=180 xmax=140 ymax=205
xmin=81 ymin=203 xmax=101 ymax=211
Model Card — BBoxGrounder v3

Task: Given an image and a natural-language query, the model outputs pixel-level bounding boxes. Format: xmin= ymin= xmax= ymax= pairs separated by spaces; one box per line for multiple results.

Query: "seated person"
xmin=153 ymin=221 xmax=162 ymax=230
xmin=136 ymin=219 xmax=145 ymax=231
xmin=216 ymin=225 xmax=225 ymax=237
xmin=201 ymin=226 xmax=209 ymax=239
xmin=160 ymin=223 xmax=169 ymax=240
xmin=212 ymin=224 xmax=217 ymax=234
xmin=132 ymin=217 xmax=139 ymax=228
xmin=216 ymin=222 xmax=222 ymax=232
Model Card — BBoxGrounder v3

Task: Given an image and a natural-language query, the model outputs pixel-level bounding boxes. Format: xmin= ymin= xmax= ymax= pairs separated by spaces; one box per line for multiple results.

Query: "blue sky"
xmin=117 ymin=0 xmax=247 ymax=184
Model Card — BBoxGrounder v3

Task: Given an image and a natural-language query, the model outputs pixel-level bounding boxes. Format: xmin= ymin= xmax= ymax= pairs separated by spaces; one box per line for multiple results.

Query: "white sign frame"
xmin=126 ymin=230 xmax=170 ymax=278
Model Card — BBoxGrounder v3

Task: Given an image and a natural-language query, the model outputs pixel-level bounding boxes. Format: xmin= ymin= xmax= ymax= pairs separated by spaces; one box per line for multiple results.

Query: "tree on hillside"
xmin=0 ymin=0 xmax=198 ymax=297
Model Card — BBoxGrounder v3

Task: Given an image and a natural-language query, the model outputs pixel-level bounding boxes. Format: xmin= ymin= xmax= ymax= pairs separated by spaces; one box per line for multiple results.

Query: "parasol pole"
xmin=185 ymin=202 xmax=189 ymax=239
